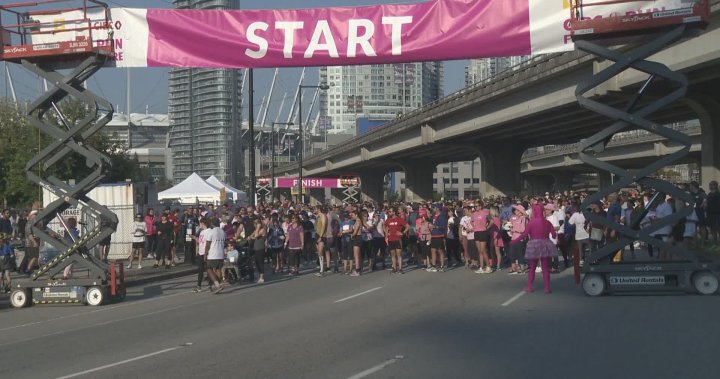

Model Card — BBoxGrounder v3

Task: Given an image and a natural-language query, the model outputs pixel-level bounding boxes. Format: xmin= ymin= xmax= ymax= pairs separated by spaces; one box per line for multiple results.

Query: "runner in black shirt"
xmin=706 ymin=181 xmax=720 ymax=244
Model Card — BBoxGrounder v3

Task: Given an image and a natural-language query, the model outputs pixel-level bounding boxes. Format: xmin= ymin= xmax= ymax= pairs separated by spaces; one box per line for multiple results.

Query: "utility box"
xmin=43 ymin=182 xmax=157 ymax=260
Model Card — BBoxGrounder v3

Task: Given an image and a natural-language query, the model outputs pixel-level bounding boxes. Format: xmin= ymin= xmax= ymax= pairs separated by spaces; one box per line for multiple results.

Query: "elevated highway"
xmin=520 ymin=124 xmax=702 ymax=192
xmin=269 ymin=1 xmax=720 ymax=202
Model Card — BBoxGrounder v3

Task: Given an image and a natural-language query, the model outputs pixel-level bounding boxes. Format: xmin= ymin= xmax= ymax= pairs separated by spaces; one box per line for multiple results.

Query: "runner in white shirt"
xmin=460 ymin=207 xmax=475 ymax=269
xmin=204 ymin=218 xmax=226 ymax=293
xmin=545 ymin=204 xmax=561 ymax=272
xmin=127 ymin=213 xmax=147 ymax=270
xmin=569 ymin=209 xmax=590 ymax=264
xmin=192 ymin=218 xmax=212 ymax=292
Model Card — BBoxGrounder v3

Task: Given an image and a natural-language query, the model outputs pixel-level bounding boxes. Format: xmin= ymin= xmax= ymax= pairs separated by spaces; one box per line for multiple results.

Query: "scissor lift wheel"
xmin=85 ymin=286 xmax=105 ymax=306
xmin=10 ymin=289 xmax=31 ymax=308
xmin=692 ymin=272 xmax=719 ymax=295
xmin=582 ymin=274 xmax=606 ymax=297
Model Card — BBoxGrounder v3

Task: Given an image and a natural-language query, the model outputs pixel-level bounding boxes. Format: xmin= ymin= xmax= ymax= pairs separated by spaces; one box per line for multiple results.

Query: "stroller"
xmin=224 ymin=243 xmax=254 ymax=283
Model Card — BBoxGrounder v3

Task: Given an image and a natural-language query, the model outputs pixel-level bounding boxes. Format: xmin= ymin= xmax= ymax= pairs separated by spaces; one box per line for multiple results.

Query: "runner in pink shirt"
xmin=471 ymin=201 xmax=492 ymax=274
xmin=508 ymin=204 xmax=527 ymax=274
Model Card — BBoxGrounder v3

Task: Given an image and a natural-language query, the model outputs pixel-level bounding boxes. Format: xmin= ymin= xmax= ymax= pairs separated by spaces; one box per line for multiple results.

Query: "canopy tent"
xmin=158 ymin=173 xmax=230 ymax=204
xmin=206 ymin=175 xmax=248 ymax=203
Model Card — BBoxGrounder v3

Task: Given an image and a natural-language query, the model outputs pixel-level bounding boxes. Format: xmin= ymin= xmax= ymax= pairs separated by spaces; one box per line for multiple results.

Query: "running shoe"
xmin=474 ymin=268 xmax=486 ymax=274
xmin=314 ymin=272 xmax=325 ymax=277
xmin=439 ymin=266 xmax=445 ymax=272
xmin=257 ymin=278 xmax=265 ymax=284
xmin=428 ymin=267 xmax=438 ymax=272
xmin=126 ymin=264 xmax=132 ymax=269
xmin=213 ymin=283 xmax=225 ymax=294
xmin=397 ymin=269 xmax=404 ymax=274
xmin=137 ymin=264 xmax=143 ymax=269
xmin=193 ymin=286 xmax=202 ymax=293
xmin=350 ymin=271 xmax=360 ymax=277
xmin=484 ymin=267 xmax=493 ymax=274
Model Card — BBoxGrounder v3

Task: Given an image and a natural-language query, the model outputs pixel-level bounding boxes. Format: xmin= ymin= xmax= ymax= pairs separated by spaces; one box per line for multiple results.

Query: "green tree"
xmin=0 ymin=99 xmax=40 ymax=207
xmin=0 ymin=98 xmax=143 ymax=207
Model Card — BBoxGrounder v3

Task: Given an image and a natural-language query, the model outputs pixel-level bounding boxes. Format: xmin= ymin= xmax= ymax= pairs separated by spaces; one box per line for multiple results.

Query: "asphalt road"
xmin=0 ymin=264 xmax=717 ymax=379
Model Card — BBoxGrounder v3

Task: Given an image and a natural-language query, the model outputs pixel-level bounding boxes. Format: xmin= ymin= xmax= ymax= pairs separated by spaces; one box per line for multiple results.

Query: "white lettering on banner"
xmin=608 ymin=276 xmax=666 ymax=285
xmin=276 ymin=21 xmax=304 ymax=58
xmin=305 ymin=20 xmax=339 ymax=58
xmin=248 ymin=18 xmax=397 ymax=60
xmin=348 ymin=19 xmax=376 ymax=58
xmin=382 ymin=16 xmax=413 ymax=56
xmin=246 ymin=22 xmax=269 ymax=59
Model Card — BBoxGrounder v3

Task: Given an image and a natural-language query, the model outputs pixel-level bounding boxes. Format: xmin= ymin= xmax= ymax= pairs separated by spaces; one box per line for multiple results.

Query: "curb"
xmin=124 ymin=264 xmax=197 ymax=287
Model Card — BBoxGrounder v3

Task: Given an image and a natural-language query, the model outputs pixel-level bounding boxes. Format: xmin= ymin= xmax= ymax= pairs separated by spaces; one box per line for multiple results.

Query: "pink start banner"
xmin=31 ymin=0 xmax=580 ymax=68
xmin=276 ymin=178 xmax=343 ymax=189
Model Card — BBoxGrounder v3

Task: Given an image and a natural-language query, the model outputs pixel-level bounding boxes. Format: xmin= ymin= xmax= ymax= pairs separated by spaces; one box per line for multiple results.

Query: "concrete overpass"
xmin=520 ymin=124 xmax=702 ymax=193
xmin=268 ymin=1 xmax=720 ymax=203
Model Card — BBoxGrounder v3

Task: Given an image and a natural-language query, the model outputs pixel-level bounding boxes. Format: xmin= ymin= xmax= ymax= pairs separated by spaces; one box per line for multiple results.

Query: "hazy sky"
xmin=1 ymin=0 xmax=470 ymax=121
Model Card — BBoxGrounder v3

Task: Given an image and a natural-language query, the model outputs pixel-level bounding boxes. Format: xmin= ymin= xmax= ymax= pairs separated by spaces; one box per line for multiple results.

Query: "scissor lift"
xmin=569 ymin=0 xmax=719 ymax=295
xmin=1 ymin=1 xmax=124 ymax=307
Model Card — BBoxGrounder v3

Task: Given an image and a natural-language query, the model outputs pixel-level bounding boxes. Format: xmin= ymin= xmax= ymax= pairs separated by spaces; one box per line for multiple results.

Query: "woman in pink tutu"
xmin=511 ymin=203 xmax=558 ymax=293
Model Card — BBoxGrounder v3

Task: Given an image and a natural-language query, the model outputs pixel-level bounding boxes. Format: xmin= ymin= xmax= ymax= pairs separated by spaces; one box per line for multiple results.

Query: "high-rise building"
xmin=168 ymin=0 xmax=243 ymax=186
xmin=320 ymin=62 xmax=444 ymax=134
xmin=465 ymin=56 xmax=530 ymax=86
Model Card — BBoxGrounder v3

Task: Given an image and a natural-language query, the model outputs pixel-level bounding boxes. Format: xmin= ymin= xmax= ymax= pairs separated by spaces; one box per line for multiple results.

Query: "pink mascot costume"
xmin=511 ymin=203 xmax=558 ymax=293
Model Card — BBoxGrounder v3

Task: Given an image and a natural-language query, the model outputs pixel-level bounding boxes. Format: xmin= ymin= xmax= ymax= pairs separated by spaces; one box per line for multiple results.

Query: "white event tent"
xmin=206 ymin=175 xmax=248 ymax=203
xmin=158 ymin=173 xmax=230 ymax=204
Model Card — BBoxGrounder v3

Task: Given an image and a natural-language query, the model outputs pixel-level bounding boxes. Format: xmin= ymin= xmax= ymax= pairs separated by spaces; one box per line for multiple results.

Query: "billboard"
xmin=356 ymin=117 xmax=388 ymax=136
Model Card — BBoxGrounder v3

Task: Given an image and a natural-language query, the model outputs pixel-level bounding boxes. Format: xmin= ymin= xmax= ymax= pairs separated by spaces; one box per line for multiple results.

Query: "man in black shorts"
xmin=430 ymin=205 xmax=448 ymax=272
xmin=706 ymin=181 xmax=720 ymax=244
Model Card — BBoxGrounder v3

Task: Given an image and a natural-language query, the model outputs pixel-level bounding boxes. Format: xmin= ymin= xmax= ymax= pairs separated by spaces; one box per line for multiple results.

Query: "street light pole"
xmin=248 ymin=68 xmax=256 ymax=206
xmin=297 ymin=83 xmax=330 ymax=205
xmin=272 ymin=122 xmax=293 ymax=203
xmin=298 ymin=87 xmax=303 ymax=205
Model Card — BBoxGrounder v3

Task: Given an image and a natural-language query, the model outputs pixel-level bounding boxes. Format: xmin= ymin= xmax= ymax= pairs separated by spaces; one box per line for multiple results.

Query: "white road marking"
xmin=346 ymin=355 xmax=404 ymax=379
xmin=502 ymin=290 xmax=526 ymax=307
xmin=55 ymin=343 xmax=192 ymax=379
xmin=334 ymin=287 xmax=383 ymax=303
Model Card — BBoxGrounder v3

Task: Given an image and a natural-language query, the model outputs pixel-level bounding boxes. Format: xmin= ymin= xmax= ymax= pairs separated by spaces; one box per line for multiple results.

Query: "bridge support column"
xmin=328 ymin=188 xmax=344 ymax=206
xmin=553 ymin=172 xmax=575 ymax=192
xmin=525 ymin=175 xmax=554 ymax=195
xmin=684 ymin=94 xmax=720 ymax=190
xmin=597 ymin=171 xmax=613 ymax=191
xmin=308 ymin=188 xmax=324 ymax=206
xmin=403 ymin=161 xmax=435 ymax=203
xmin=479 ymin=145 xmax=524 ymax=197
xmin=359 ymin=172 xmax=384 ymax=204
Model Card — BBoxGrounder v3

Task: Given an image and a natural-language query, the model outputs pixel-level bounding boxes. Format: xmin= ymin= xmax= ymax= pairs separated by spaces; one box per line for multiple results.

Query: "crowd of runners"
xmin=121 ymin=180 xmax=718 ymax=294
xmin=2 ymin=180 xmax=718 ymax=294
